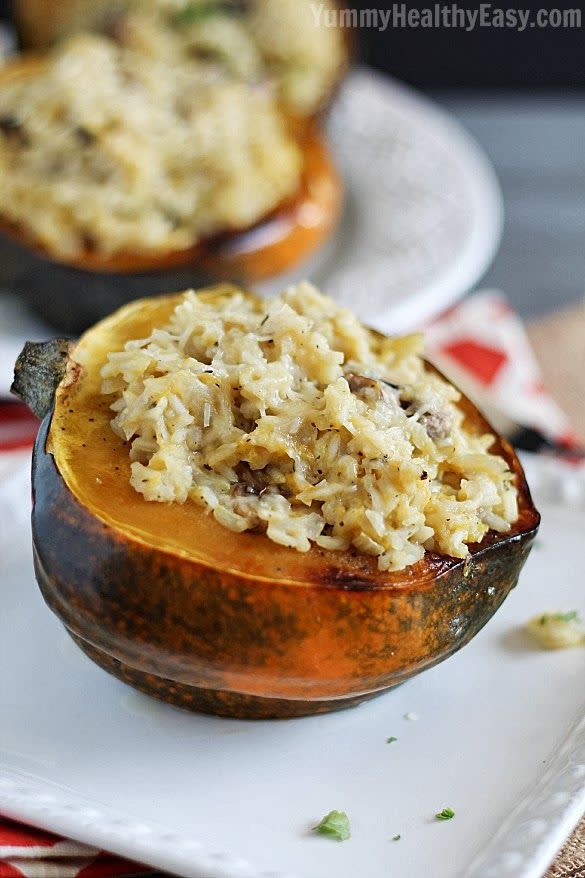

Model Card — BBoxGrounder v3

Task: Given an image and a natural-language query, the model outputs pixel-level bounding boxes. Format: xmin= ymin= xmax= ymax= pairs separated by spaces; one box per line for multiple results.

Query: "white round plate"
xmin=262 ymin=68 xmax=503 ymax=334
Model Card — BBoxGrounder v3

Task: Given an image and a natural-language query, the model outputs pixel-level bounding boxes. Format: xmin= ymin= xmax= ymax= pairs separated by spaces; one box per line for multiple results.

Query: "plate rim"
xmin=326 ymin=68 xmax=505 ymax=332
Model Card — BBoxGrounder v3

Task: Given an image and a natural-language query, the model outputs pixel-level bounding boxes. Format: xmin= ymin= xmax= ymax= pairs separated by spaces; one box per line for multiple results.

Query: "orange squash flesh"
xmin=28 ymin=290 xmax=540 ymax=718
xmin=0 ymin=56 xmax=342 ymax=280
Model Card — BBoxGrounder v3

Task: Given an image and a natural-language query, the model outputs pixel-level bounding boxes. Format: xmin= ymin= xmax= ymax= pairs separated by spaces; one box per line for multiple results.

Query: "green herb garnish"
xmin=313 ymin=810 xmax=351 ymax=841
xmin=435 ymin=807 xmax=455 ymax=821
xmin=387 ymin=736 xmax=398 ymax=743
xmin=540 ymin=611 xmax=580 ymax=625
xmin=171 ymin=2 xmax=224 ymax=27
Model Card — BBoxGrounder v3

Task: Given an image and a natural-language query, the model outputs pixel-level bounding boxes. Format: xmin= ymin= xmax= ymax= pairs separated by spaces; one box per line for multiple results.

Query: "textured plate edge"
xmin=1 ymin=452 xmax=583 ymax=878
xmin=462 ymin=452 xmax=585 ymax=878
xmin=0 ymin=766 xmax=296 ymax=878
xmin=329 ymin=69 xmax=505 ymax=333
xmin=465 ymin=709 xmax=585 ymax=878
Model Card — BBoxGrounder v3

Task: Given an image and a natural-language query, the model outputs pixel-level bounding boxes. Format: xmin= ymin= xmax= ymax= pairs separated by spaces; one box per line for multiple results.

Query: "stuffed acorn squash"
xmin=0 ymin=39 xmax=341 ymax=331
xmin=12 ymin=283 xmax=540 ymax=718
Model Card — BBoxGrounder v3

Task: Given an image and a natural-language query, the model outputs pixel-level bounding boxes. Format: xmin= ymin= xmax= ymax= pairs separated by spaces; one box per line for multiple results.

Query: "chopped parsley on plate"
xmin=313 ymin=810 xmax=351 ymax=841
xmin=435 ymin=807 xmax=455 ymax=821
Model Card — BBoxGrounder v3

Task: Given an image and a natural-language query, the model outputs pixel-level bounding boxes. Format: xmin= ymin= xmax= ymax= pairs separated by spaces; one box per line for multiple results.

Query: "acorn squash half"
xmin=0 ymin=56 xmax=342 ymax=333
xmin=13 ymin=288 xmax=540 ymax=719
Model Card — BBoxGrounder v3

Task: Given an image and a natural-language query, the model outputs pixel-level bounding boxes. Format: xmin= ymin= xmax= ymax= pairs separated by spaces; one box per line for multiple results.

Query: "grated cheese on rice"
xmin=101 ymin=283 xmax=519 ymax=571
xmin=0 ymin=33 xmax=301 ymax=260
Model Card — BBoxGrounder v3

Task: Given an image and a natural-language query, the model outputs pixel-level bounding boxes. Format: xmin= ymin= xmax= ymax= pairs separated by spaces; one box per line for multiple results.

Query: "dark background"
xmin=1 ymin=0 xmax=585 ymax=87
xmin=351 ymin=0 xmax=585 ymax=88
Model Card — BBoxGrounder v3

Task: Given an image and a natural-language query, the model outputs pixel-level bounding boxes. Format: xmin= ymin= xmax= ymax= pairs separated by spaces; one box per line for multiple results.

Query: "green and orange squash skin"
xmin=19 ymin=290 xmax=540 ymax=719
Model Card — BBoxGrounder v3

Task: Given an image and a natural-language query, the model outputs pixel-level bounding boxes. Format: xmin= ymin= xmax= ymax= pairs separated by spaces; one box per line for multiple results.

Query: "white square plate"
xmin=1 ymin=453 xmax=584 ymax=878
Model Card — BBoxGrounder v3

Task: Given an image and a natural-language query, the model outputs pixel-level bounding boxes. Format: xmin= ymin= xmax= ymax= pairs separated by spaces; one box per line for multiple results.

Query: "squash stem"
xmin=11 ymin=339 xmax=72 ymax=419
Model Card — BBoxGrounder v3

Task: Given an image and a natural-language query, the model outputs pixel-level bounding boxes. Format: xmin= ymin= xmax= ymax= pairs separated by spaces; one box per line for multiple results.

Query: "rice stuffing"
xmin=101 ymin=283 xmax=519 ymax=571
xmin=119 ymin=0 xmax=346 ymax=118
xmin=0 ymin=34 xmax=301 ymax=259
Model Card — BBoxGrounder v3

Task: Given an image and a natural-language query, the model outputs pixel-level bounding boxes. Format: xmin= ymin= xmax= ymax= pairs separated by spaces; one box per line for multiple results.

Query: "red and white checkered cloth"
xmin=423 ymin=291 xmax=578 ymax=449
xmin=0 ymin=401 xmax=38 ymax=453
xmin=0 ymin=289 xmax=580 ymax=878
xmin=0 ymin=817 xmax=153 ymax=877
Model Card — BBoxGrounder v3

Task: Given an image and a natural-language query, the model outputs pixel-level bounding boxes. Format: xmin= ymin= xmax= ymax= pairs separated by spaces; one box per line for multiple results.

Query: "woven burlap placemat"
xmin=528 ymin=300 xmax=585 ymax=445
xmin=545 ymin=816 xmax=585 ymax=877
xmin=529 ymin=301 xmax=585 ymax=876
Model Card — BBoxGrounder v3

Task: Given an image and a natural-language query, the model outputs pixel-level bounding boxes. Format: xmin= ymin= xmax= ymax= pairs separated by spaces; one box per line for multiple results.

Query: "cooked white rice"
xmin=0 ymin=33 xmax=301 ymax=259
xmin=101 ymin=283 xmax=519 ymax=571
xmin=117 ymin=0 xmax=346 ymax=117
xmin=17 ymin=0 xmax=345 ymax=118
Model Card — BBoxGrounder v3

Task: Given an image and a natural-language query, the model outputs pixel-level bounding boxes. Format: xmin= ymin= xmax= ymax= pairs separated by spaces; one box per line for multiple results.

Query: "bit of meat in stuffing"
xmin=419 ymin=409 xmax=453 ymax=440
xmin=230 ymin=464 xmax=284 ymax=528
xmin=345 ymin=372 xmax=453 ymax=440
xmin=345 ymin=372 xmax=385 ymax=405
